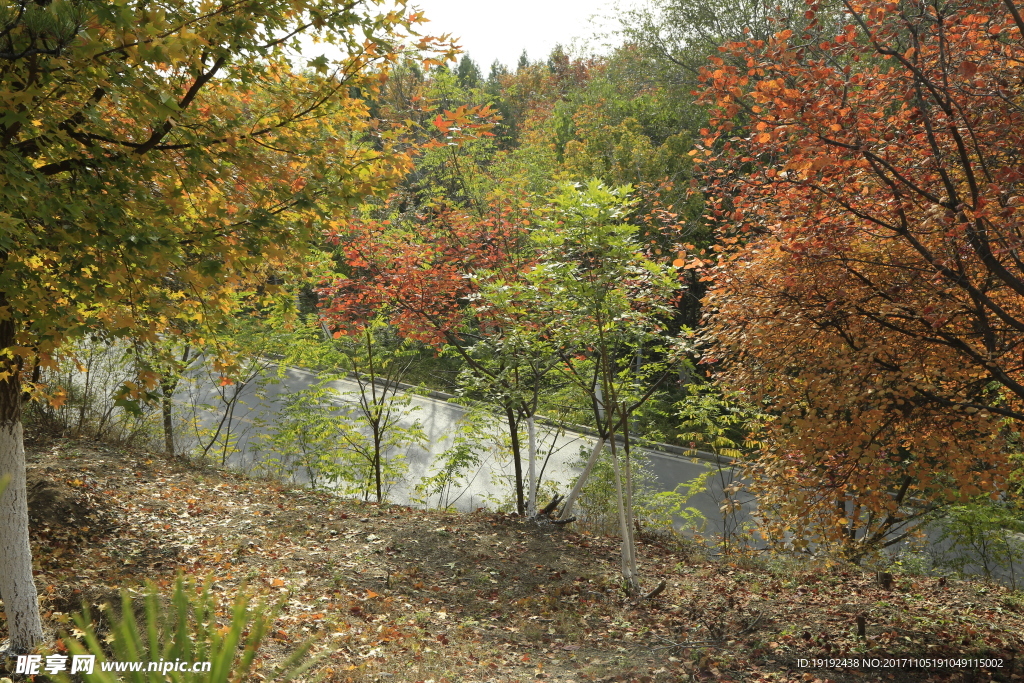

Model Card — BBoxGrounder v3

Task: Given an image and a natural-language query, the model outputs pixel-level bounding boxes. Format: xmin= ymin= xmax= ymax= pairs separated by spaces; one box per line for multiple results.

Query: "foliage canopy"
xmin=696 ymin=0 xmax=1024 ymax=550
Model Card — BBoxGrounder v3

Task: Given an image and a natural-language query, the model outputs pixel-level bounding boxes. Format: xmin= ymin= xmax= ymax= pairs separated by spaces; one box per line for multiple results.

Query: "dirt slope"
xmin=1 ymin=438 xmax=1022 ymax=682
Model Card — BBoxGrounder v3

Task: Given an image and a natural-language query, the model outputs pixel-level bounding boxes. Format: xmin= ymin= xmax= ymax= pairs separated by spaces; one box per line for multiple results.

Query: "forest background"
xmin=2 ymin=0 xmax=1024 ymax=669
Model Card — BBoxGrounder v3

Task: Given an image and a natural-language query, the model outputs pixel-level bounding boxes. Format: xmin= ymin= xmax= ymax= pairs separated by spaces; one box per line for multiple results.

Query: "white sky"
xmin=403 ymin=0 xmax=647 ymax=71
xmin=292 ymin=1 xmax=653 ymax=75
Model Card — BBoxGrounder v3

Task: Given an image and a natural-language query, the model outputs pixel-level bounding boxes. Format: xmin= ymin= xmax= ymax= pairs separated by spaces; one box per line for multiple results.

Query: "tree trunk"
xmin=609 ymin=435 xmax=640 ymax=594
xmin=621 ymin=422 xmax=638 ymax=576
xmin=374 ymin=443 xmax=383 ymax=504
xmin=527 ymin=415 xmax=537 ymax=516
xmin=505 ymin=406 xmax=525 ymax=515
xmin=159 ymin=344 xmax=190 ymax=458
xmin=162 ymin=392 xmax=175 ymax=457
xmin=0 ymin=336 xmax=44 ymax=652
xmin=558 ymin=436 xmax=604 ymax=521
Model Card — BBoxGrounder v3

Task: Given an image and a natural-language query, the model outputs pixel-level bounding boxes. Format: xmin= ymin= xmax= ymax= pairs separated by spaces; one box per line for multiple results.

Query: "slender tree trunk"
xmin=159 ymin=344 xmax=190 ymax=458
xmin=219 ymin=384 xmax=241 ymax=467
xmin=373 ymin=438 xmax=383 ymax=504
xmin=365 ymin=327 xmax=383 ymax=505
xmin=77 ymin=346 xmax=93 ymax=435
xmin=527 ymin=415 xmax=537 ymax=516
xmin=162 ymin=392 xmax=175 ymax=456
xmin=622 ymin=421 xmax=638 ymax=571
xmin=0 ymin=322 xmax=44 ymax=652
xmin=609 ymin=434 xmax=639 ymax=594
xmin=505 ymin=406 xmax=525 ymax=515
xmin=558 ymin=436 xmax=604 ymax=521
xmin=535 ymin=423 xmax=560 ymax=492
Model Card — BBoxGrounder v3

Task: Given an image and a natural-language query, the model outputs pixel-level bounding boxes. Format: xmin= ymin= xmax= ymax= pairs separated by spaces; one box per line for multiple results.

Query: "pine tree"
xmin=457 ymin=55 xmax=482 ymax=88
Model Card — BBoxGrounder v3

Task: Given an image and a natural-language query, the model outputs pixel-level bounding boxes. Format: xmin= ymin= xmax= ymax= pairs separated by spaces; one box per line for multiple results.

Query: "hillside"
xmin=2 ymin=436 xmax=1022 ymax=683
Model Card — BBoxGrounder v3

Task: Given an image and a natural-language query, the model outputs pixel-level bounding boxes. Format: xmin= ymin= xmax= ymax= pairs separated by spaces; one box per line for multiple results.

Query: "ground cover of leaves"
xmin=2 ymin=437 xmax=1023 ymax=683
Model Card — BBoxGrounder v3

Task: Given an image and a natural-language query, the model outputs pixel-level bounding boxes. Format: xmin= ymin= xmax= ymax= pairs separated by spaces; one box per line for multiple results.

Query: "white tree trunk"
xmin=609 ymin=440 xmax=640 ymax=594
xmin=527 ymin=415 xmax=537 ymax=516
xmin=558 ymin=436 xmax=604 ymax=521
xmin=621 ymin=445 xmax=639 ymax=589
xmin=0 ymin=412 xmax=44 ymax=652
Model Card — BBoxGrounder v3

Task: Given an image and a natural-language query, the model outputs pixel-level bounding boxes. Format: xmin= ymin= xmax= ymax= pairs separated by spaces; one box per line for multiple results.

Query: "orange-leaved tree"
xmin=0 ymin=0 xmax=446 ymax=652
xmin=317 ymin=194 xmax=543 ymax=513
xmin=695 ymin=0 xmax=1024 ymax=554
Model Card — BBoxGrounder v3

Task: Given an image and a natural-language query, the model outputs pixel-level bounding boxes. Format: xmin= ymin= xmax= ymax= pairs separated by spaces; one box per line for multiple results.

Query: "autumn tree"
xmin=696 ymin=0 xmax=1024 ymax=554
xmin=453 ymin=278 xmax=566 ymax=516
xmin=0 ymin=0 xmax=442 ymax=652
xmin=528 ymin=181 xmax=687 ymax=592
xmin=318 ymin=196 xmax=545 ymax=513
xmin=300 ymin=316 xmax=426 ymax=504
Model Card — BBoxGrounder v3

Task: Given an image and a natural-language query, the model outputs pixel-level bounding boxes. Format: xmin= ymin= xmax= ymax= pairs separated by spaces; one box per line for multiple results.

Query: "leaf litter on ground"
xmin=1 ymin=437 xmax=1022 ymax=683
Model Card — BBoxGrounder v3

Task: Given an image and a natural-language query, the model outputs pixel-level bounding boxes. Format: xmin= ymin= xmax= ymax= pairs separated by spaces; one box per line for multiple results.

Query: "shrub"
xmin=413 ymin=406 xmax=489 ymax=510
xmin=931 ymin=500 xmax=1024 ymax=589
xmin=27 ymin=337 xmax=160 ymax=447
xmin=572 ymin=444 xmax=707 ymax=537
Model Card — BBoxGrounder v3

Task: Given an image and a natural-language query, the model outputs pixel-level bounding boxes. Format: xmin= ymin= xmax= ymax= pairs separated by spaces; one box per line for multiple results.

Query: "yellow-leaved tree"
xmin=0 ymin=0 xmax=446 ymax=652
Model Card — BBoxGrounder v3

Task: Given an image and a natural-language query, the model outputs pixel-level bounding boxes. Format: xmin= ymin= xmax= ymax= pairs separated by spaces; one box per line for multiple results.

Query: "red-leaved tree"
xmin=695 ymin=0 xmax=1024 ymax=553
xmin=318 ymin=198 xmax=542 ymax=513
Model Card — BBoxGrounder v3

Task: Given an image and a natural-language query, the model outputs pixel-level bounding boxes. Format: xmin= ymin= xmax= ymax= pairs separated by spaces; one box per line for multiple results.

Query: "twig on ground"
xmin=651 ymin=633 xmax=719 ymax=651
xmin=737 ymin=610 xmax=764 ymax=635
xmin=643 ymin=579 xmax=667 ymax=600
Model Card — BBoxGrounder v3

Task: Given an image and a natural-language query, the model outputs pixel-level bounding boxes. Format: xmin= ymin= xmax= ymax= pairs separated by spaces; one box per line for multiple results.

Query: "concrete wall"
xmin=173 ymin=361 xmax=748 ymax=534
xmin=170 ymin=360 xmax=1024 ymax=585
